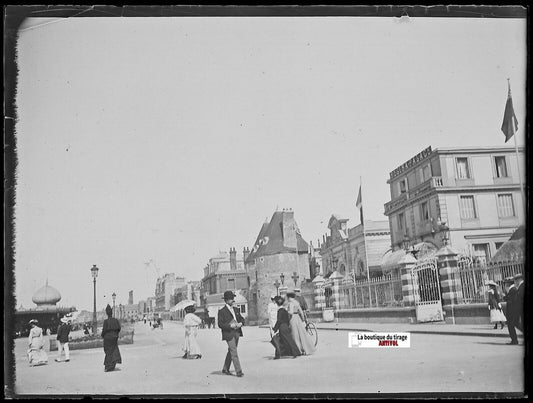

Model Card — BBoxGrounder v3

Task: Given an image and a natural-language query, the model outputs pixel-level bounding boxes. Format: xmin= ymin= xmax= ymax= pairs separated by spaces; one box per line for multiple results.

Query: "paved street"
xmin=11 ymin=321 xmax=524 ymax=396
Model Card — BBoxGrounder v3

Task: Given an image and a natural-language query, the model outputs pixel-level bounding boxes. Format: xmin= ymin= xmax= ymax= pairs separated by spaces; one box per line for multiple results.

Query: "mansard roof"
xmin=246 ymin=211 xmax=308 ymax=263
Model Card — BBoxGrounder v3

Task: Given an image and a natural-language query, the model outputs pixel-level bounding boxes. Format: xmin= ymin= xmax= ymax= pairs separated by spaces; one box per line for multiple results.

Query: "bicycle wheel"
xmin=306 ymin=322 xmax=318 ymax=347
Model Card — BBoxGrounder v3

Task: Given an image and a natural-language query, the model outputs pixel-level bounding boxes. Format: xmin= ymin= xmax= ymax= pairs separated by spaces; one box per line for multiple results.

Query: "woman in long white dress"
xmin=27 ymin=319 xmax=48 ymax=366
xmin=487 ymin=282 xmax=506 ymax=329
xmin=286 ymin=291 xmax=316 ymax=355
xmin=182 ymin=305 xmax=202 ymax=359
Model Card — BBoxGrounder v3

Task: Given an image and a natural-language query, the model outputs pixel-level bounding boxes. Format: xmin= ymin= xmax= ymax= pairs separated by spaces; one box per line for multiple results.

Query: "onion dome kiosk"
xmin=14 ymin=281 xmax=76 ymax=337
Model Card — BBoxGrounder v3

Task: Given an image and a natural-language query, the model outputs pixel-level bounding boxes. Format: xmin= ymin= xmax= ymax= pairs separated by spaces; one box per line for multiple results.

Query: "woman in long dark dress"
xmin=272 ymin=296 xmax=301 ymax=359
xmin=101 ymin=304 xmax=122 ymax=372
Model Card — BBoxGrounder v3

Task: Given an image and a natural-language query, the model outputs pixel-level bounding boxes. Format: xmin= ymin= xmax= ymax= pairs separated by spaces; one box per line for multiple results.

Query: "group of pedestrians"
xmin=268 ymin=289 xmax=316 ymax=359
xmin=486 ymin=273 xmax=525 ymax=345
xmin=27 ymin=314 xmax=73 ymax=367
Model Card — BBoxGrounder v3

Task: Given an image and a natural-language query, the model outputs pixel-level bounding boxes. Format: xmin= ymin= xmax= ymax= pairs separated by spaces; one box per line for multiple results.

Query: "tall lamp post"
xmin=112 ymin=292 xmax=116 ymax=317
xmin=90 ymin=264 xmax=99 ymax=334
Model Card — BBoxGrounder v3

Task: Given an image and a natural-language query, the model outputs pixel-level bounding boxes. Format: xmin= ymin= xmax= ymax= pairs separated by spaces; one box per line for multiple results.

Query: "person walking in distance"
xmin=503 ymin=277 xmax=519 ymax=345
xmin=55 ymin=316 xmax=72 ymax=362
xmin=218 ymin=291 xmax=245 ymax=377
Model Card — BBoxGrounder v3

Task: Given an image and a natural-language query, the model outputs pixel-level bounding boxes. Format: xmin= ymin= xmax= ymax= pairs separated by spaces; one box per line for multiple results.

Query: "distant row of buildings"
xmin=134 ymin=145 xmax=525 ymax=326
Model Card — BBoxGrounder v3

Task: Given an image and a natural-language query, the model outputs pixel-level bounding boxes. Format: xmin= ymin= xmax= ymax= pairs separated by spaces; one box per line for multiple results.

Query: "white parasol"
xmin=170 ymin=300 xmax=196 ymax=312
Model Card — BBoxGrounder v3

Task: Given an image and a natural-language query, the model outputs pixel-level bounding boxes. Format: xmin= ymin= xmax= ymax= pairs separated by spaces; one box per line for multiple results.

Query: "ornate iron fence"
xmin=333 ymin=273 xmax=403 ymax=309
xmin=454 ymin=258 xmax=524 ymax=304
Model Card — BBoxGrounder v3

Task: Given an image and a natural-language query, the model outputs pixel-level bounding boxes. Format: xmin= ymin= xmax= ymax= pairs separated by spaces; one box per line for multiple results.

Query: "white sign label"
xmin=348 ymin=332 xmax=411 ymax=348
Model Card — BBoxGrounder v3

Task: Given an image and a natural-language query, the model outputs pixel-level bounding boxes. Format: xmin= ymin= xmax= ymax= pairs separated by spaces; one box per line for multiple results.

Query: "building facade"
xmin=320 ymin=216 xmax=392 ymax=280
xmin=155 ymin=273 xmax=186 ymax=312
xmin=383 ymin=146 xmax=525 ymax=263
xmin=199 ymin=248 xmax=249 ymax=322
xmin=245 ymin=209 xmax=310 ymax=325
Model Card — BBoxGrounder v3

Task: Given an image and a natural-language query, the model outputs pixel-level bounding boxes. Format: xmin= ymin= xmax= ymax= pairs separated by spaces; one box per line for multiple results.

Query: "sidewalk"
xmin=260 ymin=322 xmax=523 ymax=339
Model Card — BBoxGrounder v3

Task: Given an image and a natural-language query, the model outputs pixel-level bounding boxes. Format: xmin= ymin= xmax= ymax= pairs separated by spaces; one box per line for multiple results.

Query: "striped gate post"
xmin=332 ymin=279 xmax=341 ymax=309
xmin=329 ymin=271 xmax=343 ymax=309
xmin=398 ymin=252 xmax=417 ymax=306
xmin=436 ymin=245 xmax=464 ymax=305
xmin=312 ymin=275 xmax=325 ymax=310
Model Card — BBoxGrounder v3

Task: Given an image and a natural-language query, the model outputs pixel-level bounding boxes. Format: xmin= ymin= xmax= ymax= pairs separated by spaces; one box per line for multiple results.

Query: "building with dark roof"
xmin=199 ymin=248 xmax=249 ymax=322
xmin=245 ymin=209 xmax=310 ymax=325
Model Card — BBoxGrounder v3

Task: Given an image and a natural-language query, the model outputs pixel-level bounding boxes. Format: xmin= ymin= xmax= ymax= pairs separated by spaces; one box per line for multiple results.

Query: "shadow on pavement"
xmin=473 ymin=341 xmax=522 ymax=346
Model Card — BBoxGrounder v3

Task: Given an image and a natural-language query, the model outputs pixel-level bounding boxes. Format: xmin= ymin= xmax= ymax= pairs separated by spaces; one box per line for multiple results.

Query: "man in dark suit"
xmin=514 ymin=273 xmax=524 ymax=333
xmin=503 ymin=276 xmax=519 ymax=345
xmin=218 ymin=290 xmax=245 ymax=377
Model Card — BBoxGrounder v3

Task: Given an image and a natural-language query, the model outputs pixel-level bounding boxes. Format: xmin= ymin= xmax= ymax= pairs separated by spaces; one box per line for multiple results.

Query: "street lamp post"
xmin=112 ymin=292 xmax=116 ymax=317
xmin=90 ymin=265 xmax=99 ymax=334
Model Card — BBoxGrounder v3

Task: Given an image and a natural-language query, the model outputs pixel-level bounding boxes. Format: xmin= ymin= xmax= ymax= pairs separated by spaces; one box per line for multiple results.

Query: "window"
xmin=495 ymin=242 xmax=504 ymax=251
xmin=227 ymin=278 xmax=235 ymax=289
xmin=398 ymin=213 xmax=405 ymax=231
xmin=459 ymin=196 xmax=477 ymax=219
xmin=399 ymin=178 xmax=408 ymax=194
xmin=494 ymin=156 xmax=508 ymax=178
xmin=456 ymin=158 xmax=470 ymax=179
xmin=422 ymin=165 xmax=431 ymax=182
xmin=497 ymin=194 xmax=515 ymax=217
xmin=239 ymin=305 xmax=246 ymax=314
xmin=420 ymin=202 xmax=430 ymax=222
xmin=472 ymin=243 xmax=490 ymax=264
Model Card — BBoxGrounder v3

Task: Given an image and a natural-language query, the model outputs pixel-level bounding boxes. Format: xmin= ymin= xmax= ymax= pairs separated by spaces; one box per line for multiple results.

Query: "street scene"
xmin=5 ymin=5 xmax=527 ymax=399
xmin=13 ymin=321 xmax=524 ymax=395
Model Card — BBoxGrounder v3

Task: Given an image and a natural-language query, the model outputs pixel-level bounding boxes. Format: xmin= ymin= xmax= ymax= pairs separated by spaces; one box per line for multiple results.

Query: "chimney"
xmin=230 ymin=247 xmax=237 ymax=270
xmin=243 ymin=247 xmax=250 ymax=263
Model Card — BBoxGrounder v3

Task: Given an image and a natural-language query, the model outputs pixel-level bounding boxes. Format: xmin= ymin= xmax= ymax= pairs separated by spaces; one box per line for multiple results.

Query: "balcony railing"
xmin=384 ymin=176 xmax=443 ymax=215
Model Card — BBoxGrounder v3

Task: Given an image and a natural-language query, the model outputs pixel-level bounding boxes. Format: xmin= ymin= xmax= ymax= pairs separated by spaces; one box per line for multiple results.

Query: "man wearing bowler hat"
xmin=218 ymin=290 xmax=245 ymax=377
xmin=503 ymin=276 xmax=519 ymax=345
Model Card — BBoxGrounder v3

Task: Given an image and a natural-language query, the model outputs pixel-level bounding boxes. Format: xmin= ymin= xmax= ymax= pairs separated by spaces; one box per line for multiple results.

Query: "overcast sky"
xmin=13 ymin=16 xmax=526 ymax=311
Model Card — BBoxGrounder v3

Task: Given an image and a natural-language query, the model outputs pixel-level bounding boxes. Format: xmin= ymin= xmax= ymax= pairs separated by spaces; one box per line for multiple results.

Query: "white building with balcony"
xmin=383 ymin=145 xmax=525 ymax=263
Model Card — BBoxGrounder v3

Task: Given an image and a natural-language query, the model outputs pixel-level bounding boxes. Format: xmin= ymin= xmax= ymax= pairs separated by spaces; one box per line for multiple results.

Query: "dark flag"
xmin=356 ymin=185 xmax=363 ymax=225
xmin=501 ymin=83 xmax=518 ymax=143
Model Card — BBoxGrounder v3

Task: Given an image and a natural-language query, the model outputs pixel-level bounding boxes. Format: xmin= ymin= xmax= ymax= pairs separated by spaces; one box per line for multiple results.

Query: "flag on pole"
xmin=356 ymin=185 xmax=363 ymax=225
xmin=501 ymin=81 xmax=518 ymax=143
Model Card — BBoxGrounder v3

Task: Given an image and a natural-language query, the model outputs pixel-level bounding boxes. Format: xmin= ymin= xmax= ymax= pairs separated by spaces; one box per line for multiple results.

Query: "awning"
xmin=381 ymin=249 xmax=406 ymax=270
xmin=170 ymin=299 xmax=196 ymax=312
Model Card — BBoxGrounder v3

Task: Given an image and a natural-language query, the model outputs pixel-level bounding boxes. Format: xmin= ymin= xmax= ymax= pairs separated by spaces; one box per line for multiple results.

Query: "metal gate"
xmin=411 ymin=258 xmax=444 ymax=323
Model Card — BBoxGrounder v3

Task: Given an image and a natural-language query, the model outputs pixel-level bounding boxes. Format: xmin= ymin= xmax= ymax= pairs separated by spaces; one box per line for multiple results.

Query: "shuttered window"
xmin=459 ymin=196 xmax=477 ymax=219
xmin=497 ymin=194 xmax=515 ymax=217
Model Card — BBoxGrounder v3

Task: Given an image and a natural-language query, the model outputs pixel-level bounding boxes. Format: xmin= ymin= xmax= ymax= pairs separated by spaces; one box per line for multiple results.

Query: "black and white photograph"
xmin=4 ymin=5 xmax=527 ymax=398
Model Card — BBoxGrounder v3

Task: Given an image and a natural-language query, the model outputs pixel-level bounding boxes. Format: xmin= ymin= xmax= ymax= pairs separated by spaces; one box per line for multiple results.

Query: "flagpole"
xmin=359 ymin=176 xmax=372 ymax=307
xmin=507 ymin=79 xmax=526 ymax=212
